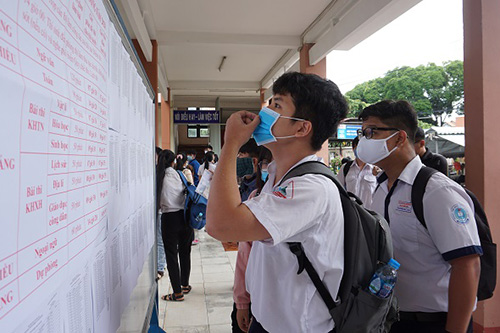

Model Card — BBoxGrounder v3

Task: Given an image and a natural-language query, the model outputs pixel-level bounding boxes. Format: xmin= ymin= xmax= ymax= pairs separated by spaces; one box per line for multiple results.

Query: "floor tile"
xmin=207 ymin=306 xmax=234 ymax=326
xmin=209 ymin=324 xmax=232 ymax=333
xmin=161 ymin=233 xmax=237 ymax=332
xmin=164 ymin=326 xmax=209 ymax=333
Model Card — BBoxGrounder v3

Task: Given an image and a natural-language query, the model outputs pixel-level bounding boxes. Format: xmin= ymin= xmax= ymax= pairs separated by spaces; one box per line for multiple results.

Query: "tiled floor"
xmin=158 ymin=230 xmax=238 ymax=333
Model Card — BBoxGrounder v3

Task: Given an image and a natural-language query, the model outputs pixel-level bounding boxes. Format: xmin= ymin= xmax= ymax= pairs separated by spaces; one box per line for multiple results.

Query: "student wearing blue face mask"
xmin=186 ymin=150 xmax=200 ymax=186
xmin=206 ymin=72 xmax=348 ymax=332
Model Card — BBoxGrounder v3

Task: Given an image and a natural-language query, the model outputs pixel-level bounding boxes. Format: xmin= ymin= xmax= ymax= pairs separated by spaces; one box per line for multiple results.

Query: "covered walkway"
xmin=115 ymin=0 xmax=500 ymax=331
xmin=158 ymin=231 xmax=238 ymax=332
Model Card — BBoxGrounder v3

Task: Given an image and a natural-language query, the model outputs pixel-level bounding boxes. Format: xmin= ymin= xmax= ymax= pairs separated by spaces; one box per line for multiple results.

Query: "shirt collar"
xmin=398 ymin=155 xmax=423 ymax=185
xmin=353 ymin=160 xmax=372 ymax=172
xmin=376 ymin=155 xmax=423 ymax=186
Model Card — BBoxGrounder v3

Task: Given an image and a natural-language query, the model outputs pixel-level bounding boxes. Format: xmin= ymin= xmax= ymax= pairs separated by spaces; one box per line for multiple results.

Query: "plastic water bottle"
xmin=195 ymin=212 xmax=203 ymax=222
xmin=368 ymin=258 xmax=400 ymax=298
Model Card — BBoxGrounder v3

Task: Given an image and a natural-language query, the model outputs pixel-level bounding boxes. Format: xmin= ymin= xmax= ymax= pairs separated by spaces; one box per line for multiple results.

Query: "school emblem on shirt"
xmin=450 ymin=204 xmax=470 ymax=224
xmin=395 ymin=200 xmax=412 ymax=214
xmin=272 ymin=181 xmax=294 ymax=199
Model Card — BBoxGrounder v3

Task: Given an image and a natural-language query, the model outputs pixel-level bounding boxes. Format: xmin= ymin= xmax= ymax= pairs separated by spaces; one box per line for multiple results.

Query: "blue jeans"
xmin=157 ymin=213 xmax=166 ymax=272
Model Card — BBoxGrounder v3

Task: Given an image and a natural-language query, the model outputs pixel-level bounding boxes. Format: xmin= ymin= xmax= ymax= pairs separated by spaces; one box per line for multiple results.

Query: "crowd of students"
xmin=156 ymin=71 xmax=483 ymax=333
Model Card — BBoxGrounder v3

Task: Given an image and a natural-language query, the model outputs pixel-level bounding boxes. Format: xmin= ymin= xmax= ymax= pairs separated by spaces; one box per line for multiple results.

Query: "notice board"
xmin=0 ymin=0 xmax=156 ymax=331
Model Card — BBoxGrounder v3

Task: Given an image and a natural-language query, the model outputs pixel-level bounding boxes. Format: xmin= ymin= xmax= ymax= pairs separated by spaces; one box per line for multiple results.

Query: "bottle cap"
xmin=388 ymin=258 xmax=400 ymax=270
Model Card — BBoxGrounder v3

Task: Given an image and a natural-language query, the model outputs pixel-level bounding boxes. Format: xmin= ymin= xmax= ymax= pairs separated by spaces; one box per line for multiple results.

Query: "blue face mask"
xmin=261 ymin=169 xmax=269 ymax=182
xmin=252 ymin=107 xmax=305 ymax=146
xmin=187 ymin=155 xmax=193 ymax=162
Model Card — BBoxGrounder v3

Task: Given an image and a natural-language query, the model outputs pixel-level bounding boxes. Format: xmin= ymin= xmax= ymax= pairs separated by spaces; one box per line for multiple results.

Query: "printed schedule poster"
xmin=0 ymin=1 xmax=155 ymax=332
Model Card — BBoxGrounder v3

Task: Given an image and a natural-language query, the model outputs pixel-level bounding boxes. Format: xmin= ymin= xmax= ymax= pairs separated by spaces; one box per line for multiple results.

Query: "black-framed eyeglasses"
xmin=357 ymin=127 xmax=400 ymax=139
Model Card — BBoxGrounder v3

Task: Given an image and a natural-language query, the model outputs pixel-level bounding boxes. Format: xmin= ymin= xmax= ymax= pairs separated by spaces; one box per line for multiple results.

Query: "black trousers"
xmin=390 ymin=312 xmax=473 ymax=333
xmin=161 ymin=210 xmax=194 ymax=294
xmin=248 ymin=317 xmax=268 ymax=333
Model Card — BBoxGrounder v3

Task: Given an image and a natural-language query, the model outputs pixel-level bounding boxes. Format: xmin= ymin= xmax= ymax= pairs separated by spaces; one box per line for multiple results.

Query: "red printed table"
xmin=0 ymin=0 xmax=109 ymax=323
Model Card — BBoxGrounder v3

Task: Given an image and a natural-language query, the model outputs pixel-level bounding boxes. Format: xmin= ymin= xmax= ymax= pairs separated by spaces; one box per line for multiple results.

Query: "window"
xmin=200 ymin=127 xmax=210 ymax=137
xmin=187 ymin=125 xmax=210 ymax=138
xmin=187 ymin=127 xmax=198 ymax=138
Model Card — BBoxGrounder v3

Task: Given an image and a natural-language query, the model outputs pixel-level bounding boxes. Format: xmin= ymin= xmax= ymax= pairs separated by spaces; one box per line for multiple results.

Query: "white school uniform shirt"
xmin=369 ymin=156 xmax=482 ymax=312
xmin=159 ymin=167 xmax=185 ymax=213
xmin=197 ymin=162 xmax=216 ymax=177
xmin=244 ymin=155 xmax=344 ymax=332
xmin=337 ymin=160 xmax=377 ymax=207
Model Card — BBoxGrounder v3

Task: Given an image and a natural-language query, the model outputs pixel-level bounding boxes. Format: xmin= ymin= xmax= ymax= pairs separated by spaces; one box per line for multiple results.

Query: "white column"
xmin=209 ymin=124 xmax=221 ymax=154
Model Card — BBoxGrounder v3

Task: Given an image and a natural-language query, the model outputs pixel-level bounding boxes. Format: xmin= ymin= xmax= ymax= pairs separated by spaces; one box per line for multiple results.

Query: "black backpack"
xmin=411 ymin=166 xmax=497 ymax=301
xmin=280 ymin=161 xmax=397 ymax=333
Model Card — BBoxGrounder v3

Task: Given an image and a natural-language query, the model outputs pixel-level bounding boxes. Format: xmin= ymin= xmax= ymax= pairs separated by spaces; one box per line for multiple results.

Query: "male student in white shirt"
xmin=336 ymin=136 xmax=377 ymax=207
xmin=356 ymin=100 xmax=481 ymax=333
xmin=206 ymin=72 xmax=348 ymax=332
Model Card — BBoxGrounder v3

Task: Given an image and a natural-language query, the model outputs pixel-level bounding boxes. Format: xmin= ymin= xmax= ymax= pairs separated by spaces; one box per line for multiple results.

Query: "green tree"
xmin=418 ymin=120 xmax=433 ymax=129
xmin=345 ymin=61 xmax=464 ymax=117
xmin=345 ymin=96 xmax=368 ymax=118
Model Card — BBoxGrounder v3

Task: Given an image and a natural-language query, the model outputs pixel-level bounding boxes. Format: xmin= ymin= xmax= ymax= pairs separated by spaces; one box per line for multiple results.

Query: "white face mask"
xmin=356 ymin=131 xmax=399 ymax=164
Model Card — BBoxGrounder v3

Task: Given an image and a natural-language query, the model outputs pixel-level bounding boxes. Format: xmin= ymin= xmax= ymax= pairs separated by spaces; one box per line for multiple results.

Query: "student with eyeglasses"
xmin=357 ymin=100 xmax=481 ymax=333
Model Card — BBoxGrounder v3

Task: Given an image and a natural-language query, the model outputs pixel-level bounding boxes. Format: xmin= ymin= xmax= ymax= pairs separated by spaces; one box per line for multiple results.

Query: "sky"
xmin=326 ymin=0 xmax=463 ymax=94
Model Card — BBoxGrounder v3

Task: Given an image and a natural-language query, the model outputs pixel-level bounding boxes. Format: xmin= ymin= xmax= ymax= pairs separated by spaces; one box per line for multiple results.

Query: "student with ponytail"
xmin=156 ymin=149 xmax=194 ymax=301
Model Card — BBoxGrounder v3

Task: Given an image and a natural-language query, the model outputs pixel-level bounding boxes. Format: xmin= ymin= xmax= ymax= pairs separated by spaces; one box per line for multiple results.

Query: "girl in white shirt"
xmin=198 ymin=151 xmax=217 ymax=182
xmin=196 ymin=152 xmax=217 ymax=199
xmin=156 ymin=149 xmax=194 ymax=301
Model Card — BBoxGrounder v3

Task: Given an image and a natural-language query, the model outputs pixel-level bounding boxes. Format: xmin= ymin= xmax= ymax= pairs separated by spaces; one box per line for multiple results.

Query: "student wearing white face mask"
xmin=357 ymin=100 xmax=481 ymax=333
xmin=206 ymin=72 xmax=348 ymax=332
xmin=336 ymin=136 xmax=377 ymax=207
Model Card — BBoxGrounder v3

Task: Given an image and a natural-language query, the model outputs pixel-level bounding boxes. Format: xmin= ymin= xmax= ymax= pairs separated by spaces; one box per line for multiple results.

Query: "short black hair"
xmin=239 ymin=138 xmax=260 ymax=158
xmin=207 ymin=144 xmax=213 ymax=150
xmin=272 ymin=72 xmax=348 ymax=151
xmin=414 ymin=127 xmax=425 ymax=143
xmin=187 ymin=149 xmax=196 ymax=156
xmin=155 ymin=146 xmax=162 ymax=155
xmin=358 ymin=100 xmax=418 ymax=143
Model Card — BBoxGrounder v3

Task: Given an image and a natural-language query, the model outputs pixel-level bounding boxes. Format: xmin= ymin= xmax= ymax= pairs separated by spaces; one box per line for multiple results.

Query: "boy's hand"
xmin=224 ymin=111 xmax=260 ymax=149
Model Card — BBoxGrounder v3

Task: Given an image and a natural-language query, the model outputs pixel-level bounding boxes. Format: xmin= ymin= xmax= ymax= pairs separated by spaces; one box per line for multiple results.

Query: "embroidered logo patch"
xmin=272 ymin=181 xmax=294 ymax=199
xmin=395 ymin=200 xmax=412 ymax=214
xmin=450 ymin=204 xmax=470 ymax=224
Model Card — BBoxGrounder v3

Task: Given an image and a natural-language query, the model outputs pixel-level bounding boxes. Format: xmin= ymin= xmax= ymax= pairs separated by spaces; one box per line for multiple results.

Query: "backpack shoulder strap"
xmin=281 ymin=161 xmax=343 ymax=317
xmin=343 ymin=160 xmax=354 ymax=178
xmin=280 ymin=161 xmax=348 ymax=198
xmin=411 ymin=166 xmax=438 ymax=228
xmin=176 ymin=170 xmax=189 ymax=188
xmin=288 ymin=243 xmax=338 ymax=315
